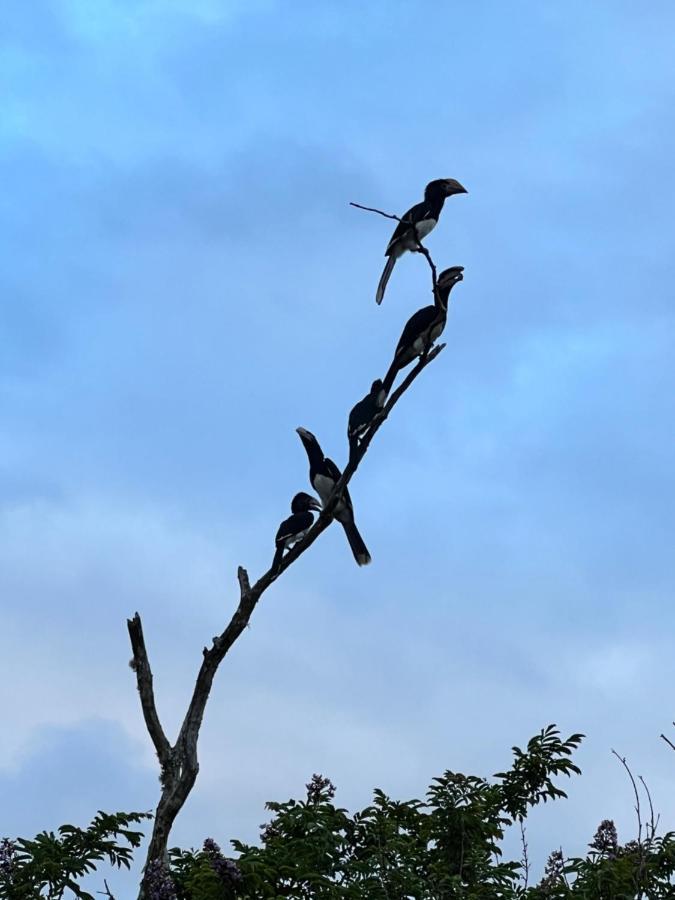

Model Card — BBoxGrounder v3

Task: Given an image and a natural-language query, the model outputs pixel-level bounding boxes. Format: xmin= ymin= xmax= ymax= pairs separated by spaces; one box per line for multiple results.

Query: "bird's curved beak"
xmin=446 ymin=179 xmax=468 ymax=195
xmin=437 ymin=266 xmax=464 ymax=289
xmin=307 ymin=497 xmax=323 ymax=512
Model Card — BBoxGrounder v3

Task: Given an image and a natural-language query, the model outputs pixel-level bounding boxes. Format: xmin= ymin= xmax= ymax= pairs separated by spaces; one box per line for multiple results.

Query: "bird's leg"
xmin=420 ymin=342 xmax=432 ymax=362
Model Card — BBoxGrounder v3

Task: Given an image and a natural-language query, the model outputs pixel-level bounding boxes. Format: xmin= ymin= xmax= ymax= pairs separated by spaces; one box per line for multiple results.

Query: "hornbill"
xmin=348 ymin=379 xmax=386 ymax=457
xmin=272 ymin=492 xmax=323 ymax=574
xmin=382 ymin=266 xmax=464 ymax=394
xmin=296 ymin=427 xmax=371 ymax=566
xmin=376 ymin=178 xmax=467 ymax=305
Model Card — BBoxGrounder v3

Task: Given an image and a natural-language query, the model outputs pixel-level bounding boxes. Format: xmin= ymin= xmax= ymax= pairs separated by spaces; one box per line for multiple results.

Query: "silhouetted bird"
xmin=296 ymin=427 xmax=371 ymax=566
xmin=382 ymin=266 xmax=464 ymax=393
xmin=348 ymin=379 xmax=386 ymax=457
xmin=376 ymin=178 xmax=467 ymax=304
xmin=272 ymin=491 xmax=322 ymax=574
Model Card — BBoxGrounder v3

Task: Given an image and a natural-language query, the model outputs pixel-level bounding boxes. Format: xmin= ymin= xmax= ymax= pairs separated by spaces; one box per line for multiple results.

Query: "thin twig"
xmin=519 ymin=820 xmax=530 ymax=889
xmin=350 ymin=200 xmax=439 ymax=298
xmin=612 ymin=749 xmax=647 ymax=899
xmin=349 ymin=201 xmax=400 ymax=221
xmin=638 ymin=774 xmax=658 ymax=840
xmin=660 ymin=732 xmax=675 ymax=752
xmin=611 ymin=750 xmax=642 ymax=844
xmin=98 ymin=879 xmax=117 ymax=900
xmin=560 ymin=846 xmax=570 ymax=889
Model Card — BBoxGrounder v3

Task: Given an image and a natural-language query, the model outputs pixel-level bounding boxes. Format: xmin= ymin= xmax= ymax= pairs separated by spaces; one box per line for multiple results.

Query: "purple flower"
xmin=305 ymin=774 xmax=336 ymax=803
xmin=144 ymin=858 xmax=177 ymax=900
xmin=202 ymin=838 xmax=221 ymax=856
xmin=203 ymin=837 xmax=242 ymax=886
xmin=590 ymin=819 xmax=618 ymax=856
xmin=0 ymin=839 xmax=16 ymax=878
xmin=537 ymin=848 xmax=565 ymax=891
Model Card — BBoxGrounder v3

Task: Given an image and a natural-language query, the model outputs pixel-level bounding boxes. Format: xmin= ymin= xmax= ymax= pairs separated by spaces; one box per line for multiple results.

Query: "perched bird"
xmin=376 ymin=178 xmax=467 ymax=304
xmin=382 ymin=266 xmax=464 ymax=393
xmin=348 ymin=379 xmax=386 ymax=457
xmin=296 ymin=427 xmax=371 ymax=566
xmin=272 ymin=491 xmax=322 ymax=574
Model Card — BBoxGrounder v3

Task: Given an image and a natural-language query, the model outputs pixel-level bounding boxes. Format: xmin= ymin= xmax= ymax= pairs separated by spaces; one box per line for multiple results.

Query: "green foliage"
xmin=0 ymin=811 xmax=151 ymax=900
xmin=548 ymin=831 xmax=675 ymax=899
xmin=167 ymin=727 xmax=675 ymax=899
xmin=5 ymin=727 xmax=675 ymax=899
xmin=171 ymin=840 xmax=241 ymax=900
xmin=496 ymin=726 xmax=584 ymax=820
xmin=185 ymin=727 xmax=587 ymax=898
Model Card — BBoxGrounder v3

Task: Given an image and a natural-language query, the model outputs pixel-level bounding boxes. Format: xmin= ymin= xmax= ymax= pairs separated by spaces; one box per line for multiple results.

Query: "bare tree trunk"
xmin=127 ymin=202 xmax=450 ymax=896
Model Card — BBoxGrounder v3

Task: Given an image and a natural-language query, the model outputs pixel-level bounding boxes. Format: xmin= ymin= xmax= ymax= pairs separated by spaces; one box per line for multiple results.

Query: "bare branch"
xmin=98 ymin=879 xmax=117 ymax=900
xmin=349 ymin=201 xmax=401 ymax=221
xmin=519 ymin=820 xmax=530 ymax=889
xmin=410 ymin=221 xmax=438 ymax=298
xmin=126 ymin=614 xmax=171 ymax=769
xmin=638 ymin=774 xmax=658 ymax=840
xmin=173 ymin=340 xmax=447 ymax=765
xmin=612 ymin=749 xmax=642 ymax=844
xmin=660 ymin=732 xmax=675 ymax=752
xmin=237 ymin=566 xmax=251 ymax=597
xmin=612 ymin=749 xmax=648 ymax=898
xmin=350 ymin=200 xmax=439 ymax=296
xmin=131 ymin=193 xmax=454 ymax=893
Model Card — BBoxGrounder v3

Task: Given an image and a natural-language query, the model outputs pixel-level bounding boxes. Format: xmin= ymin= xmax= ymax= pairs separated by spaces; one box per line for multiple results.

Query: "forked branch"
xmin=128 ymin=208 xmax=449 ymax=897
xmin=349 ymin=200 xmax=439 ymax=296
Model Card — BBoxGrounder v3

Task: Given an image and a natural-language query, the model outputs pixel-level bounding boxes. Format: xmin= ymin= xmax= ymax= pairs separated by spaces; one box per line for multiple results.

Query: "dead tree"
xmin=127 ymin=199 xmax=456 ymax=896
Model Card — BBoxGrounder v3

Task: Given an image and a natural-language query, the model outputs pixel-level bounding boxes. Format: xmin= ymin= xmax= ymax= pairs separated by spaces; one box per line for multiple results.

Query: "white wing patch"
xmin=399 ymin=217 xmax=437 ymax=251
xmin=284 ymin=529 xmax=309 ymax=549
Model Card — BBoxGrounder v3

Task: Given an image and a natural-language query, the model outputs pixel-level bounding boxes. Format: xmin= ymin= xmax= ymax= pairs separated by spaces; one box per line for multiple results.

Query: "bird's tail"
xmin=376 ymin=256 xmax=396 ymax=305
xmin=341 ymin=520 xmax=371 ymax=566
xmin=271 ymin=546 xmax=284 ymax=575
xmin=382 ymin=358 xmax=398 ymax=395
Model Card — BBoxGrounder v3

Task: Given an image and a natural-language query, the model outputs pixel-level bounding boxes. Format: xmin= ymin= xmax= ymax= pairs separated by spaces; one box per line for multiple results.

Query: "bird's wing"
xmin=395 ymin=305 xmax=437 ymax=354
xmin=324 ymin=458 xmax=342 ymax=481
xmin=276 ymin=511 xmax=314 ymax=544
xmin=348 ymin=397 xmax=369 ymax=433
xmin=275 ymin=513 xmax=298 ymax=543
xmin=384 ymin=201 xmax=428 ymax=254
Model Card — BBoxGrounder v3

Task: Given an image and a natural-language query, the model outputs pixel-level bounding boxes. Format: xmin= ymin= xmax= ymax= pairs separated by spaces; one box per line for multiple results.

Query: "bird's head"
xmin=425 ymin=178 xmax=468 ymax=198
xmin=291 ymin=492 xmax=322 ymax=513
xmin=435 ymin=266 xmax=464 ymax=304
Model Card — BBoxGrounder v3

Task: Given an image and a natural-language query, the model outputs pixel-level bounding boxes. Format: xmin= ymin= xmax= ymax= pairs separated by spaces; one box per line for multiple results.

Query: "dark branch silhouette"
xmin=127 ymin=616 xmax=171 ymax=771
xmin=98 ymin=879 xmax=117 ymax=900
xmin=661 ymin=723 xmax=675 ymax=753
xmin=128 ymin=217 xmax=450 ymax=895
xmin=350 ymin=200 xmax=439 ymax=297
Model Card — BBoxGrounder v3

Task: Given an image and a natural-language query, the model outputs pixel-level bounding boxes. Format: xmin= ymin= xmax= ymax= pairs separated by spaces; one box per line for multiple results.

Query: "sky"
xmin=1 ymin=0 xmax=675 ymax=894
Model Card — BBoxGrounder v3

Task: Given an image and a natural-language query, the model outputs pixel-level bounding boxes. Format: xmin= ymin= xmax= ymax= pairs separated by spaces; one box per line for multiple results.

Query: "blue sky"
xmin=2 ymin=0 xmax=675 ymax=894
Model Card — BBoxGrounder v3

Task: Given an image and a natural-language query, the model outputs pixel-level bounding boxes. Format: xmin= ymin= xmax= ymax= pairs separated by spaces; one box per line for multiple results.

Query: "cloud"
xmin=1 ymin=490 xmax=675 ymax=895
xmin=0 ymin=720 xmax=155 ymax=838
xmin=3 ymin=1 xmax=675 ymax=891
